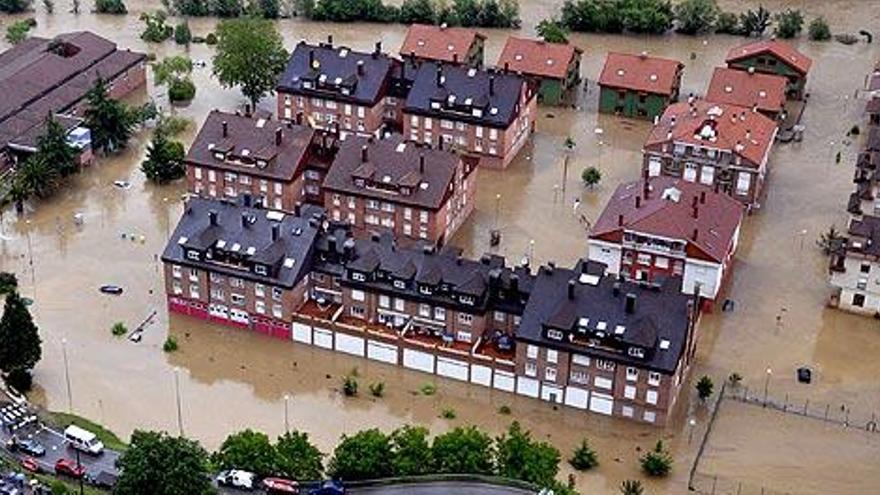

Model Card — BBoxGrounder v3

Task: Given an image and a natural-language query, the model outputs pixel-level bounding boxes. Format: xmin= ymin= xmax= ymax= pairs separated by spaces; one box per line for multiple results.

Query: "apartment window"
xmin=624 ymin=385 xmax=636 ymax=399
xmin=351 ymin=289 xmax=365 ymax=302
xmin=393 ymin=280 xmax=406 ymax=290
xmin=526 ymin=344 xmax=538 ymax=359
xmin=325 ymin=100 xmax=337 ymax=110
xmin=352 ymin=272 xmax=366 ymax=282
xmin=424 ymin=118 xmax=432 ymax=130
xmin=366 ymin=199 xmax=379 ymax=210
xmin=274 ymin=182 xmax=282 ymax=195
xmin=683 ymin=163 xmax=698 ymax=182
xmin=572 ymin=354 xmax=590 ymax=366
xmin=189 ymin=268 xmax=199 ymax=281
xmin=351 ymin=306 xmax=365 ymax=318
xmin=211 ymin=288 xmax=225 ymax=300
xmin=570 ymin=370 xmax=588 ymax=384
xmin=194 ymin=167 xmax=202 ymax=180
xmin=597 ymin=360 xmax=615 ymax=371
xmin=525 ymin=362 xmax=537 ymax=377
xmin=655 ymin=256 xmax=669 ymax=269
xmin=239 ymin=175 xmax=251 ymax=185
xmin=345 ymin=104 xmax=352 ymax=116
xmin=272 ymin=287 xmax=282 ymax=301
xmin=494 ymin=311 xmax=505 ymax=323
xmin=208 ymin=170 xmax=216 ymax=182
xmin=230 ymin=277 xmax=244 ymax=288
xmin=231 ymin=293 xmax=245 ymax=306
xmin=594 ymin=376 xmax=613 ymax=390
xmin=434 ymin=306 xmax=446 ymax=321
xmin=546 ymin=349 xmax=558 ymax=364
xmin=643 ymin=411 xmax=656 ymax=423
xmin=648 ymin=372 xmax=661 ymax=386
xmin=545 ymin=367 xmax=557 ymax=382
xmin=255 ymin=301 xmax=266 ymax=314
xmin=418 ymin=304 xmax=430 ymax=317
xmin=648 ymin=158 xmax=661 ymax=177
xmin=637 ymin=253 xmax=651 ymax=265
xmin=622 ymin=406 xmax=634 ymax=418
xmin=381 ymin=202 xmax=395 ymax=213
xmin=736 ymin=172 xmax=751 ymax=195
xmin=853 ymin=293 xmax=866 ymax=307
xmin=458 ymin=313 xmax=473 ymax=325
xmin=255 ymin=284 xmax=265 ymax=298
xmin=456 ymin=331 xmax=472 ymax=342
xmin=700 ymin=165 xmax=714 ymax=185
xmin=172 ymin=265 xmax=182 ymax=278
xmin=547 ymin=329 xmax=563 ymax=341
xmin=475 ymin=126 xmax=483 ymax=138
xmin=419 ymin=210 xmax=428 ymax=223
xmin=489 ymin=128 xmax=498 ymax=140
xmin=255 ymin=265 xmax=268 ymax=276
xmin=260 ymin=180 xmax=268 ymax=193
xmin=441 ymin=119 xmax=453 ymax=129
xmin=646 ymin=390 xmax=659 ymax=405
xmin=379 ymin=295 xmax=390 ymax=309
xmin=394 ymin=298 xmax=405 ymax=312
xmin=357 ymin=107 xmax=365 ymax=118
xmin=861 ymin=264 xmax=871 ymax=274
xmin=187 ymin=250 xmax=200 ymax=261
xmin=189 ymin=284 xmax=200 ymax=299
xmin=628 ymin=347 xmax=645 ymax=358
xmin=172 ymin=281 xmax=182 ymax=295
xmin=272 ymin=304 xmax=283 ymax=319
xmin=626 ymin=367 xmax=639 ymax=382
xmin=410 ymin=115 xmax=419 ymax=128
xmin=857 ymin=277 xmax=868 ymax=290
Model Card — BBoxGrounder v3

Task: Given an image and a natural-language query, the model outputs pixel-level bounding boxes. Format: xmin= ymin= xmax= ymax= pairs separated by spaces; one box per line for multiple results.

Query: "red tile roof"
xmin=591 ymin=177 xmax=744 ymax=263
xmin=399 ymin=24 xmax=484 ymax=64
xmin=645 ymin=99 xmax=778 ymax=167
xmin=496 ymin=37 xmax=580 ymax=80
xmin=725 ymin=40 xmax=812 ymax=76
xmin=705 ymin=67 xmax=786 ymax=114
xmin=598 ymin=52 xmax=683 ymax=95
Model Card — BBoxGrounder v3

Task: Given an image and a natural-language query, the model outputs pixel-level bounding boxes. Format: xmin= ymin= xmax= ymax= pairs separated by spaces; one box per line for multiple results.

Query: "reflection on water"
xmin=2 ymin=1 xmax=880 ymax=493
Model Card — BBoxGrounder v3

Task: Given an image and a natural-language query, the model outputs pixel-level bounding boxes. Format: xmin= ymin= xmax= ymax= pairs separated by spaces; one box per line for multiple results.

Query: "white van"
xmin=63 ymin=425 xmax=104 ymax=455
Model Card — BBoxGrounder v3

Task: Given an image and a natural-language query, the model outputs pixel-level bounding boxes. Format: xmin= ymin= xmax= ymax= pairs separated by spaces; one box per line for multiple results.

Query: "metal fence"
xmin=690 ymin=472 xmax=792 ymax=495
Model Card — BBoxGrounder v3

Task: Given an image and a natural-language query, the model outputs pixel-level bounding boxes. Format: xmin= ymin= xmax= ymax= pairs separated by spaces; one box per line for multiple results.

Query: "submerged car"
xmin=216 ymin=469 xmax=256 ymax=490
xmin=6 ymin=437 xmax=45 ymax=457
xmin=99 ymin=285 xmax=123 ymax=295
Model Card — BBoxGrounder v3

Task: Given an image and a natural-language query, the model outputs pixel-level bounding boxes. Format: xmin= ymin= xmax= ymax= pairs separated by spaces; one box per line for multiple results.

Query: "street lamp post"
xmin=61 ymin=338 xmax=73 ymax=413
xmin=493 ymin=194 xmax=501 ymax=230
xmin=283 ymin=394 xmax=290 ymax=433
xmin=763 ymin=367 xmax=773 ymax=406
xmin=688 ymin=418 xmax=697 ymax=445
xmin=173 ymin=367 xmax=184 ymax=436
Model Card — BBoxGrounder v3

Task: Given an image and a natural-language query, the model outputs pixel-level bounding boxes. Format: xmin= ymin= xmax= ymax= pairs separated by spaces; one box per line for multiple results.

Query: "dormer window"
xmin=303 ymin=81 xmax=313 ymax=89
xmin=352 ymin=271 xmax=366 ymax=282
xmin=419 ymin=285 xmax=432 ymax=295
xmin=547 ymin=329 xmax=563 ymax=340
xmin=255 ymin=265 xmax=268 ymax=276
xmin=628 ymin=347 xmax=645 ymax=358
xmin=460 ymin=295 xmax=475 ymax=305
xmin=214 ymin=152 xmax=225 ymax=160
xmin=186 ymin=250 xmax=200 ymax=261
xmin=393 ymin=280 xmax=406 ymax=289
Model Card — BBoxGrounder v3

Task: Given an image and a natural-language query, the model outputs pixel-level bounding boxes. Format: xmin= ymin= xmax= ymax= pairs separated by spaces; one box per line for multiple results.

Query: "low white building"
xmin=830 ymin=215 xmax=880 ymax=315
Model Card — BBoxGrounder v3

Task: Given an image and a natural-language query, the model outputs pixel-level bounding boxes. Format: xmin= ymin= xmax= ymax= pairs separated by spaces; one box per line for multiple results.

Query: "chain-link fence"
xmin=690 ymin=472 xmax=793 ymax=495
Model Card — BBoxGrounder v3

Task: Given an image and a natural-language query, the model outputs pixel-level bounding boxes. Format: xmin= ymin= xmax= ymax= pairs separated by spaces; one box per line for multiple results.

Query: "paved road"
xmin=349 ymin=481 xmax=536 ymax=495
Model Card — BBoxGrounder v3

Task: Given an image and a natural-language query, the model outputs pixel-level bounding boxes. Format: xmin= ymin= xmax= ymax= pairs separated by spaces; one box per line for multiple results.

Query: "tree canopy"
xmin=327 ymin=429 xmax=393 ymax=481
xmin=275 ymin=431 xmax=324 ymax=481
xmin=212 ymin=429 xmax=279 ymax=476
xmin=432 ymin=426 xmax=494 ymax=475
xmin=115 ymin=430 xmax=214 ymax=495
xmin=84 ymin=77 xmax=136 ymax=153
xmin=536 ymin=19 xmax=570 ymax=43
xmin=212 ymin=17 xmax=288 ymax=109
xmin=673 ymin=0 xmax=718 ymax=35
xmin=141 ymin=127 xmax=185 ymax=184
xmin=390 ymin=425 xmax=433 ymax=476
xmin=37 ymin=114 xmax=79 ymax=177
xmin=0 ymin=291 xmax=42 ymax=374
xmin=494 ymin=422 xmax=560 ymax=487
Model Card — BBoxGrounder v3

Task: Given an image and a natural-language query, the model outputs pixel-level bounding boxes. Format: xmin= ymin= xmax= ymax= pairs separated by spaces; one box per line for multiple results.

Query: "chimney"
xmin=456 ymin=255 xmax=463 ymax=265
xmin=374 ymin=41 xmax=382 ymax=56
xmin=436 ymin=65 xmax=443 ymax=87
xmin=275 ymin=128 xmax=283 ymax=146
xmin=209 ymin=210 xmax=218 ymax=226
xmin=357 ymin=60 xmax=365 ymax=76
xmin=327 ymin=35 xmax=333 ymax=46
xmin=361 ymin=144 xmax=368 ymax=162
xmin=271 ymin=224 xmax=280 ymax=242
xmin=453 ymin=53 xmax=458 ymax=64
xmin=242 ymin=213 xmax=250 ymax=228
xmin=222 ymin=121 xmax=228 ymax=138
xmin=635 ymin=195 xmax=642 ymax=208
xmin=419 ymin=154 xmax=425 ymax=174
xmin=504 ymin=62 xmax=509 ymax=72
xmin=567 ymin=280 xmax=576 ymax=300
xmin=617 ymin=214 xmax=624 ymax=226
xmin=293 ymin=201 xmax=302 ymax=217
xmin=625 ymin=293 xmax=636 ymax=313
xmin=295 ymin=112 xmax=303 ymax=125
xmin=328 ymin=235 xmax=337 ymax=255
xmin=612 ymin=281 xmax=621 ymax=297
xmin=700 ymin=190 xmax=706 ymax=204
xmin=243 ymin=193 xmax=252 ymax=208
xmin=692 ymin=228 xmax=699 ymax=241
xmin=639 ymin=51 xmax=648 ymax=59
xmin=309 ymin=49 xmax=315 ymax=69
xmin=510 ymin=274 xmax=519 ymax=293
xmin=489 ymin=74 xmax=495 ymax=96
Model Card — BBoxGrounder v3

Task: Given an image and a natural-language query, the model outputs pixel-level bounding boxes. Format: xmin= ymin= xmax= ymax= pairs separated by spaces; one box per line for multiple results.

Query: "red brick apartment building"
xmin=161 ymin=197 xmax=322 ymax=339
xmin=276 ymin=39 xmax=398 ymax=138
xmin=588 ymin=177 xmax=745 ymax=303
xmin=399 ymin=24 xmax=486 ymax=68
xmin=403 ymin=63 xmax=537 ymax=169
xmin=0 ymin=31 xmax=145 ymax=181
xmin=705 ymin=67 xmax=788 ymax=120
xmin=322 ymin=135 xmax=476 ymax=246
xmin=642 ymin=99 xmax=778 ymax=208
xmin=185 ymin=110 xmax=338 ymax=210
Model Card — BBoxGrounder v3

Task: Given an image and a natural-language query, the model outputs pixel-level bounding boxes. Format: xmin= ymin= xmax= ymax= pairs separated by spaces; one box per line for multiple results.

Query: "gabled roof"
xmin=590 ymin=177 xmax=745 ymax=263
xmin=496 ymin=37 xmax=581 ymax=80
xmin=644 ymin=99 xmax=778 ymax=167
xmin=705 ymin=67 xmax=787 ymax=114
xmin=399 ymin=24 xmax=484 ymax=64
xmin=725 ymin=40 xmax=812 ymax=76
xmin=598 ymin=52 xmax=683 ymax=95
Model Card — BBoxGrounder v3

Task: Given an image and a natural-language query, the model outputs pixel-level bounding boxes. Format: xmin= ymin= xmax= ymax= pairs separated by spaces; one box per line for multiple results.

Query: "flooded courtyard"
xmin=2 ymin=1 xmax=880 ymax=493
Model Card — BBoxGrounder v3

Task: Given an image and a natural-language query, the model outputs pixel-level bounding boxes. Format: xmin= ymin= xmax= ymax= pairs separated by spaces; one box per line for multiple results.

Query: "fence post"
xmin=783 ymin=393 xmax=789 ymax=412
xmin=825 ymin=404 xmax=830 ymax=421
xmin=712 ymin=475 xmax=717 ymax=495
xmin=804 ymin=399 xmax=809 ymax=416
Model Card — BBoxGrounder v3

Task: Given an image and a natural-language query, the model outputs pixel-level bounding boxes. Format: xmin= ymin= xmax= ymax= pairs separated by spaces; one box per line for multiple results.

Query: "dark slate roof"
xmin=277 ymin=42 xmax=395 ymax=106
xmin=516 ymin=260 xmax=692 ymax=373
xmin=404 ymin=62 xmax=527 ymax=128
xmin=323 ymin=134 xmax=461 ymax=210
xmin=185 ymin=110 xmax=316 ymax=181
xmin=867 ymin=127 xmax=880 ymax=152
xmin=7 ymin=115 xmax=82 ymax=151
xmin=161 ymin=197 xmax=322 ymax=288
xmin=846 ymin=215 xmax=880 ymax=258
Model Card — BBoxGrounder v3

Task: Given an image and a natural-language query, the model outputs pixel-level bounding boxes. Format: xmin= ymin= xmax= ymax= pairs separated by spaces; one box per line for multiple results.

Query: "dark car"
xmin=54 ymin=458 xmax=86 ymax=479
xmin=309 ymin=480 xmax=345 ymax=495
xmin=99 ymin=285 xmax=123 ymax=295
xmin=6 ymin=437 xmax=45 ymax=457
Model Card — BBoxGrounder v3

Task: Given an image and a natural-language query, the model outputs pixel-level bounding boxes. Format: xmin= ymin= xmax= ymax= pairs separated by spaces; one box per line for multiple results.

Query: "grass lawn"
xmin=45 ymin=411 xmax=128 ymax=452
xmin=34 ymin=473 xmax=107 ymax=494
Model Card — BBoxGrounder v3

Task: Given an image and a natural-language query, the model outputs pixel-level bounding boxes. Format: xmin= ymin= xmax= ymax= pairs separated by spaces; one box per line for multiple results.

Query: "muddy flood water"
xmin=2 ymin=1 xmax=880 ymax=493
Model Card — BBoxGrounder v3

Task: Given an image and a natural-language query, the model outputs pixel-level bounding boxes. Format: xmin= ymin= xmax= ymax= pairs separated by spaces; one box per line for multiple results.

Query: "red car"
xmin=21 ymin=457 xmax=41 ymax=474
xmin=55 ymin=458 xmax=86 ymax=479
xmin=262 ymin=477 xmax=300 ymax=494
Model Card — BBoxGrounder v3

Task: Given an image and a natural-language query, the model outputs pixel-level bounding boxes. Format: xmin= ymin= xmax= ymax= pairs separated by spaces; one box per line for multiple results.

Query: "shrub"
xmin=174 ymin=22 xmax=192 ymax=44
xmin=620 ymin=479 xmax=644 ymax=495
xmin=111 ymin=321 xmax=128 ymax=337
xmin=808 ymin=16 xmax=831 ymax=41
xmin=140 ymin=11 xmax=174 ymax=43
xmin=343 ymin=374 xmax=358 ymax=396
xmin=640 ymin=439 xmax=673 ymax=477
xmin=6 ymin=20 xmax=34 ymax=44
xmin=536 ymin=18 xmax=569 ymax=43
xmin=569 ymin=438 xmax=598 ymax=470
xmin=728 ymin=372 xmax=742 ymax=387
xmin=163 ymin=336 xmax=179 ymax=352
xmin=420 ymin=382 xmax=437 ymax=395
xmin=0 ymin=272 xmax=18 ymax=295
xmin=581 ymin=166 xmax=601 ymax=188
xmin=368 ymin=381 xmax=385 ymax=397
xmin=774 ymin=9 xmax=804 ymax=39
xmin=696 ymin=375 xmax=714 ymax=401
xmin=94 ymin=0 xmax=126 ymax=14
xmin=849 ymin=124 xmax=861 ymax=136
xmin=4 ymin=369 xmax=33 ymax=392
xmin=205 ymin=32 xmax=218 ymax=44
xmin=440 ymin=408 xmax=456 ymax=419
xmin=168 ymin=78 xmax=196 ymax=102
xmin=714 ymin=11 xmax=738 ymax=34
xmin=673 ymin=0 xmax=718 ymax=35
xmin=498 ymin=405 xmax=512 ymax=415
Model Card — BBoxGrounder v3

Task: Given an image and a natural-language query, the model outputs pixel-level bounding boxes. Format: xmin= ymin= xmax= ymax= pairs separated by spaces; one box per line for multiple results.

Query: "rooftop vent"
xmin=659 ymin=339 xmax=671 ymax=350
xmin=283 ymin=258 xmax=296 ymax=269
xmin=724 ymin=85 xmax=733 ymax=93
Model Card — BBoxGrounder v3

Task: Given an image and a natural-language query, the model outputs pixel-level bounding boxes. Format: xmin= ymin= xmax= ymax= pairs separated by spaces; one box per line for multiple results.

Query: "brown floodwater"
xmin=2 ymin=1 xmax=880 ymax=493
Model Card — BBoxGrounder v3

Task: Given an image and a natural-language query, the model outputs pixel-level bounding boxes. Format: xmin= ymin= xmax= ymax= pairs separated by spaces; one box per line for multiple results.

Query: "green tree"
xmin=714 ymin=11 xmax=738 ymax=34
xmin=432 ymin=426 xmax=493 ymax=475
xmin=174 ymin=22 xmax=192 ymax=44
xmin=0 ymin=273 xmax=18 ymax=295
xmin=739 ymin=6 xmax=770 ymax=37
xmin=213 ymin=17 xmax=288 ymax=110
xmin=619 ymin=479 xmax=644 ymax=495
xmin=696 ymin=375 xmax=714 ymax=401
xmin=568 ymin=438 xmax=598 ymax=471
xmin=620 ymin=0 xmax=673 ymax=34
xmin=212 ymin=0 xmax=243 ymax=17
xmin=0 ymin=0 xmax=32 ymax=13
xmin=213 ymin=429 xmax=278 ymax=476
xmin=153 ymin=55 xmax=196 ymax=102
xmin=808 ymin=16 xmax=831 ymax=41
xmin=390 ymin=425 xmax=433 ymax=476
xmin=173 ymin=0 xmax=210 ymax=15
xmin=398 ymin=0 xmax=435 ymax=24
xmin=774 ymin=9 xmax=804 ymax=39
xmin=6 ymin=20 xmax=33 ymax=44
xmin=115 ymin=430 xmax=214 ymax=495
xmin=0 ymin=291 xmax=42 ymax=374
xmin=817 ymin=225 xmax=846 ymax=256
xmin=37 ymin=114 xmax=79 ymax=177
xmin=84 ymin=77 xmax=136 ymax=153
xmin=275 ymin=431 xmax=324 ymax=481
xmin=14 ymin=155 xmax=60 ymax=199
xmin=561 ymin=0 xmax=624 ymax=33
xmin=94 ymin=0 xmax=126 ymax=13
xmin=536 ymin=18 xmax=569 ymax=43
xmin=252 ymin=0 xmax=280 ymax=18
xmin=673 ymin=0 xmax=718 ymax=35
xmin=140 ymin=11 xmax=173 ymax=42
xmin=581 ymin=166 xmax=601 ymax=188
xmin=495 ymin=421 xmax=560 ymax=486
xmin=327 ymin=429 xmax=393 ymax=481
xmin=141 ymin=127 xmax=185 ymax=184
xmin=640 ymin=439 xmax=673 ymax=477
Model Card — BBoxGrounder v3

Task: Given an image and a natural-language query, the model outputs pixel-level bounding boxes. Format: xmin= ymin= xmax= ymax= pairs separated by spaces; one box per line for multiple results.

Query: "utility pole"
xmin=61 ymin=338 xmax=73 ymax=413
xmin=173 ymin=367 xmax=184 ymax=436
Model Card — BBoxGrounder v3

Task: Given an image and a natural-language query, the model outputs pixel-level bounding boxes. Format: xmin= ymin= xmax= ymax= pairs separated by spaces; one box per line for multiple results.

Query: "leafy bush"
xmin=581 ymin=166 xmax=601 ymax=188
xmin=673 ymin=0 xmax=718 ymax=35
xmin=342 ymin=374 xmax=358 ymax=396
xmin=205 ymin=32 xmax=218 ymax=44
xmin=498 ymin=405 xmax=512 ymax=415
xmin=4 ymin=368 xmax=33 ymax=392
xmin=440 ymin=408 xmax=456 ymax=419
xmin=140 ymin=11 xmax=173 ymax=43
xmin=808 ymin=16 xmax=831 ymax=41
xmin=420 ymin=382 xmax=437 ymax=395
xmin=168 ymin=78 xmax=196 ymax=102
xmin=536 ymin=18 xmax=569 ymax=43
xmin=163 ymin=336 xmax=179 ymax=352
xmin=328 ymin=429 xmax=393 ymax=480
xmin=714 ymin=11 xmax=738 ymax=34
xmin=640 ymin=440 xmax=673 ymax=477
xmin=94 ymin=0 xmax=126 ymax=14
xmin=696 ymin=375 xmax=714 ymax=401
xmin=0 ymin=273 xmax=18 ymax=295
xmin=398 ymin=0 xmax=435 ymax=24
xmin=6 ymin=20 xmax=34 ymax=44
xmin=774 ymin=9 xmax=804 ymax=38
xmin=368 ymin=381 xmax=385 ymax=397
xmin=111 ymin=322 xmax=128 ymax=337
xmin=171 ymin=0 xmax=210 ymax=16
xmin=739 ymin=6 xmax=770 ymax=37
xmin=174 ymin=22 xmax=192 ymax=44
xmin=569 ymin=438 xmax=598 ymax=470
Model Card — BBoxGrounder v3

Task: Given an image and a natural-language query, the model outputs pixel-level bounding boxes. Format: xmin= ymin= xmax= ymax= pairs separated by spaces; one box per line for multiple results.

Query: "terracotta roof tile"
xmin=725 ymin=40 xmax=812 ymax=76
xmin=496 ymin=37 xmax=580 ymax=80
xmin=399 ymin=24 xmax=484 ymax=64
xmin=598 ymin=52 xmax=683 ymax=95
xmin=705 ymin=67 xmax=786 ymax=114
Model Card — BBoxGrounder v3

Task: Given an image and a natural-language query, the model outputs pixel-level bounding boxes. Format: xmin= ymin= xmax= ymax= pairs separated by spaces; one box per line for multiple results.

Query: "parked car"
xmin=20 ymin=457 xmax=41 ymax=474
xmin=262 ymin=477 xmax=299 ymax=494
xmin=64 ymin=424 xmax=105 ymax=455
xmin=216 ymin=469 xmax=256 ymax=490
xmin=6 ymin=437 xmax=45 ymax=457
xmin=309 ymin=480 xmax=345 ymax=495
xmin=98 ymin=285 xmax=123 ymax=295
xmin=54 ymin=458 xmax=86 ymax=479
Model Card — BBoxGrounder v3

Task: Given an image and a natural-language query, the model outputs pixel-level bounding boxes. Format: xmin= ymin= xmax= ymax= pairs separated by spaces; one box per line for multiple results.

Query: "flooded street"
xmin=2 ymin=1 xmax=880 ymax=493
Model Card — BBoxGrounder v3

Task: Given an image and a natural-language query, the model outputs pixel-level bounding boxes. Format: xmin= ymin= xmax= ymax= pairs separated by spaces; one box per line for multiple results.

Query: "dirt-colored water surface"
xmin=2 ymin=1 xmax=880 ymax=493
